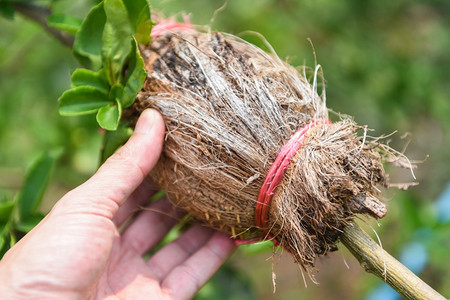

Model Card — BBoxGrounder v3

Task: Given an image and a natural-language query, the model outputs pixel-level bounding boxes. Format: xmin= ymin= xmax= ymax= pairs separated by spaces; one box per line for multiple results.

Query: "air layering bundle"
xmin=125 ymin=24 xmax=407 ymax=276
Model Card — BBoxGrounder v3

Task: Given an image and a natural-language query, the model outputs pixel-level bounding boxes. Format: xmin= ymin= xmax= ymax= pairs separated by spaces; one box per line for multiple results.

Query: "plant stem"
xmin=12 ymin=2 xmax=74 ymax=48
xmin=341 ymin=223 xmax=446 ymax=300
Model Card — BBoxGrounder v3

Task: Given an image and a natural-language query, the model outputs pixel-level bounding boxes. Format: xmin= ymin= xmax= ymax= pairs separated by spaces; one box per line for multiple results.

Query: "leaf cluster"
xmin=58 ymin=0 xmax=151 ymax=131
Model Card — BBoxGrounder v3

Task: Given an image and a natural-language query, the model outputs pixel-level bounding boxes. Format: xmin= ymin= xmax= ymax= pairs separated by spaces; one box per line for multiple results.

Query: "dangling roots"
xmin=124 ymin=27 xmax=411 ymax=277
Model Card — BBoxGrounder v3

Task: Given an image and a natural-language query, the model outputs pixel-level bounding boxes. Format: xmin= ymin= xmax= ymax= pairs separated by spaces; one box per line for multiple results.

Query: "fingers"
xmin=59 ymin=109 xmax=165 ymax=219
xmin=147 ymin=224 xmax=215 ymax=280
xmin=112 ymin=177 xmax=158 ymax=227
xmin=160 ymin=230 xmax=236 ymax=299
xmin=120 ymin=197 xmax=185 ymax=256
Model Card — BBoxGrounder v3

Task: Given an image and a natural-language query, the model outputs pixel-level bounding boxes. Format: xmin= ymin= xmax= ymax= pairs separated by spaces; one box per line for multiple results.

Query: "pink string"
xmin=235 ymin=119 xmax=331 ymax=246
xmin=151 ymin=18 xmax=193 ymax=38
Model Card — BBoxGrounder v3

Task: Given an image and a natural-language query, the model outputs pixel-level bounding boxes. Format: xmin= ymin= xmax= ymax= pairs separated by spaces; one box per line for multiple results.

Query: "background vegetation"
xmin=1 ymin=0 xmax=449 ymax=299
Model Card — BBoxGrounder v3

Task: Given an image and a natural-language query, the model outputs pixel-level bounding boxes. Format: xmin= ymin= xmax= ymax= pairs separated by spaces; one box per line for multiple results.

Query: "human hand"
xmin=0 ymin=109 xmax=236 ymax=300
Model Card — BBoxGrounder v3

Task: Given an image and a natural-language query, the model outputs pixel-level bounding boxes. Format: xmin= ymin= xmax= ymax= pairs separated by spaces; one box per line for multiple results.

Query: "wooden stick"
xmin=341 ymin=223 xmax=446 ymax=300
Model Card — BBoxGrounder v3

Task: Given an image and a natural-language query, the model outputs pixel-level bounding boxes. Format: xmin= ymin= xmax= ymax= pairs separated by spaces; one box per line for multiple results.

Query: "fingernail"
xmin=134 ymin=109 xmax=155 ymax=135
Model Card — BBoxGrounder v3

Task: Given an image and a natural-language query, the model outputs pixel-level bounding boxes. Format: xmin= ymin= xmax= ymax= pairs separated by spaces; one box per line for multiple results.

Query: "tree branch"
xmin=12 ymin=2 xmax=74 ymax=48
xmin=341 ymin=223 xmax=446 ymax=300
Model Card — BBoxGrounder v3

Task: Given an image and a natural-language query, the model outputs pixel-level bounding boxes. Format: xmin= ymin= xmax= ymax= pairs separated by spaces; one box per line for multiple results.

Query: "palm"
xmin=1 ymin=187 xmax=232 ymax=300
xmin=91 ymin=204 xmax=231 ymax=300
xmin=90 ymin=198 xmax=178 ymax=300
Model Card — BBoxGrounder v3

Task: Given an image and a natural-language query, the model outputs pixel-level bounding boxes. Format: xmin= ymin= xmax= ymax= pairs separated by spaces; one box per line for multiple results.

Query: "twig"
xmin=12 ymin=2 xmax=74 ymax=48
xmin=341 ymin=223 xmax=446 ymax=300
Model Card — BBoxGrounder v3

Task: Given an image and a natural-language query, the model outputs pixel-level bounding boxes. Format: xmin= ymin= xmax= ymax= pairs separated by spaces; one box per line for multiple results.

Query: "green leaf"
xmin=100 ymin=125 xmax=133 ymax=163
xmin=0 ymin=232 xmax=10 ymax=258
xmin=109 ymin=83 xmax=124 ymax=101
xmin=0 ymin=201 xmax=14 ymax=224
xmin=9 ymin=232 xmax=16 ymax=248
xmin=122 ymin=0 xmax=152 ymax=44
xmin=0 ymin=190 xmax=9 ymax=203
xmin=47 ymin=14 xmax=82 ymax=35
xmin=73 ymin=2 xmax=106 ymax=70
xmin=14 ymin=213 xmax=45 ymax=233
xmin=0 ymin=234 xmax=4 ymax=253
xmin=122 ymin=39 xmax=146 ymax=108
xmin=102 ymin=0 xmax=133 ymax=83
xmin=150 ymin=190 xmax=165 ymax=202
xmin=0 ymin=229 xmax=16 ymax=258
xmin=59 ymin=86 xmax=111 ymax=116
xmin=96 ymin=100 xmax=121 ymax=130
xmin=135 ymin=17 xmax=152 ymax=45
xmin=15 ymin=152 xmax=57 ymax=221
xmin=0 ymin=2 xmax=14 ymax=20
xmin=71 ymin=69 xmax=110 ymax=94
xmin=239 ymin=240 xmax=274 ymax=255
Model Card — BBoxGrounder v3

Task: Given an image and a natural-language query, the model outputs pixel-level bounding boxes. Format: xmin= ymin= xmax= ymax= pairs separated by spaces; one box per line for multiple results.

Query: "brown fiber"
xmin=124 ymin=28 xmax=411 ymax=276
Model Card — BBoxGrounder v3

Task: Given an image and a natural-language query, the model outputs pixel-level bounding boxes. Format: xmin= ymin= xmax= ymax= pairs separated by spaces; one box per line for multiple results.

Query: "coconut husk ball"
xmin=124 ymin=22 xmax=408 ymax=277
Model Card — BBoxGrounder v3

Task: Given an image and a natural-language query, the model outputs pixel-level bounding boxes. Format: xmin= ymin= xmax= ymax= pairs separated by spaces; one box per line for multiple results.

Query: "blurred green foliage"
xmin=0 ymin=151 xmax=58 ymax=257
xmin=0 ymin=0 xmax=449 ymax=299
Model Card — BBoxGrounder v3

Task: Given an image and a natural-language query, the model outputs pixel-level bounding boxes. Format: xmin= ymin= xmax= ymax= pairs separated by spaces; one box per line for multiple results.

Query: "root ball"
xmin=125 ymin=27 xmax=400 ymax=275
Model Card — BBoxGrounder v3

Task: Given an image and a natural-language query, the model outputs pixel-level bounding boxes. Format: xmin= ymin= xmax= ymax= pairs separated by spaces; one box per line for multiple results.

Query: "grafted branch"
xmin=341 ymin=223 xmax=446 ymax=300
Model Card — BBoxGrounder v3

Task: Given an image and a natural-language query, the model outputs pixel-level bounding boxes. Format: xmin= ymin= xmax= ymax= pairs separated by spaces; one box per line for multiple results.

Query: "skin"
xmin=0 ymin=109 xmax=236 ymax=300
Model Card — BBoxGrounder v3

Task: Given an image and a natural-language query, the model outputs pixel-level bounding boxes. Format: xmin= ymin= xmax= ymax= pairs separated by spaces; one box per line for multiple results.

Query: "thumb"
xmin=59 ymin=109 xmax=165 ymax=218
